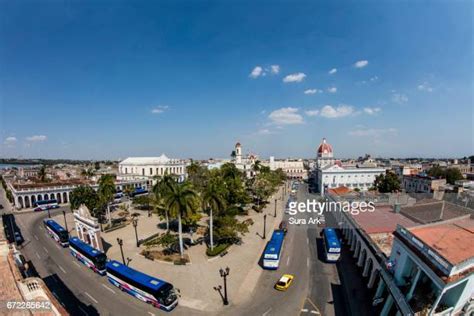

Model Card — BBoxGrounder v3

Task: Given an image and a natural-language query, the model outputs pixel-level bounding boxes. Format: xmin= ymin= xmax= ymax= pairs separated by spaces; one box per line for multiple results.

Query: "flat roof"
xmin=409 ymin=218 xmax=474 ymax=266
xmin=352 ymin=205 xmax=418 ymax=234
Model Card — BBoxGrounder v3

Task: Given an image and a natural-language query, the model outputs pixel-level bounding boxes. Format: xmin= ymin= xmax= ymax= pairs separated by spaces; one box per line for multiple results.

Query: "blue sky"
xmin=0 ymin=0 xmax=472 ymax=160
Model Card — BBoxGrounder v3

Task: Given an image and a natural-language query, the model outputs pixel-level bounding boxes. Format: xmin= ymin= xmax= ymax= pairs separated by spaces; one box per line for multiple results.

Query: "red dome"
xmin=317 ymin=138 xmax=333 ymax=154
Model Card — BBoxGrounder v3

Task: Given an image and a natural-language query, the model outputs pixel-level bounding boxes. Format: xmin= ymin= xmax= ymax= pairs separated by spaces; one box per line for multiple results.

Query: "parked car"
xmin=14 ymin=231 xmax=24 ymax=245
xmin=34 ymin=207 xmax=43 ymax=212
xmin=275 ymin=274 xmax=294 ymax=291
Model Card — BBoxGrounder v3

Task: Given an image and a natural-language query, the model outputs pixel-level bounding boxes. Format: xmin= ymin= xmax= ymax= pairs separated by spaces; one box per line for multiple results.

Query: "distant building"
xmin=8 ymin=178 xmax=149 ymax=210
xmin=403 ymin=174 xmax=446 ymax=193
xmin=311 ymin=138 xmax=386 ymax=195
xmin=231 ymin=142 xmax=257 ymax=178
xmin=265 ymin=157 xmax=307 ymax=180
xmin=117 ymin=155 xmax=187 ymax=182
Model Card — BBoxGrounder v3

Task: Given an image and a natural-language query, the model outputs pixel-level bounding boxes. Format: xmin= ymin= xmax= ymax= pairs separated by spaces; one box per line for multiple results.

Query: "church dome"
xmin=317 ymin=138 xmax=333 ymax=154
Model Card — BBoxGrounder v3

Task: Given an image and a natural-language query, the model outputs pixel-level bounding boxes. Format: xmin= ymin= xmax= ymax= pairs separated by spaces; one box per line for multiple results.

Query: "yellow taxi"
xmin=274 ymin=274 xmax=294 ymax=291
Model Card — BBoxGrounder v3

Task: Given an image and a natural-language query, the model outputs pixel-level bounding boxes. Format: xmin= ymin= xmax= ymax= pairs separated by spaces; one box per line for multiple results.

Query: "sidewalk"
xmin=58 ymin=185 xmax=288 ymax=313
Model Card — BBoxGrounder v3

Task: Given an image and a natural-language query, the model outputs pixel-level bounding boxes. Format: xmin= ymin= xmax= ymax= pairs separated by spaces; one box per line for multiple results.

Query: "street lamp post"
xmin=117 ymin=238 xmax=125 ymax=265
xmin=219 ymin=267 xmax=230 ymax=305
xmin=62 ymin=210 xmax=68 ymax=232
xmin=274 ymin=199 xmax=277 ymax=218
xmin=47 ymin=208 xmax=51 ymax=218
xmin=132 ymin=218 xmax=139 ymax=247
xmin=263 ymin=214 xmax=267 ymax=239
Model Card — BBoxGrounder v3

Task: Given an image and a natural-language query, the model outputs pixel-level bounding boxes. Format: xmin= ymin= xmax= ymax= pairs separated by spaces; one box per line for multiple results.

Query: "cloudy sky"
xmin=0 ymin=1 xmax=472 ymax=160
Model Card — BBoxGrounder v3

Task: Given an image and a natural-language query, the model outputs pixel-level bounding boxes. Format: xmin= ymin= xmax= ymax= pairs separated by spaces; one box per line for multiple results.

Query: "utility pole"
xmin=117 ymin=238 xmax=125 ymax=264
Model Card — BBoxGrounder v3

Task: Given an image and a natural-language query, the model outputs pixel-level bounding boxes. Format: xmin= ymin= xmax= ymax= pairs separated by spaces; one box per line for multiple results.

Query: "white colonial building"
xmin=312 ymin=138 xmax=386 ymax=195
xmin=265 ymin=157 xmax=308 ymax=180
xmin=117 ymin=154 xmax=187 ymax=182
xmin=232 ymin=142 xmax=258 ymax=178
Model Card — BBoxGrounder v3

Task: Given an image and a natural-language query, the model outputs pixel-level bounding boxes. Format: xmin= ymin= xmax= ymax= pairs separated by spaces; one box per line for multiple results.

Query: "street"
xmin=1 ymin=183 xmax=375 ymax=316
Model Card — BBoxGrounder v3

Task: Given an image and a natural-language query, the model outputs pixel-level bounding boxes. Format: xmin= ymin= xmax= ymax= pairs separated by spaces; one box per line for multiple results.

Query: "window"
xmin=150 ymin=168 xmax=153 ymax=175
xmin=142 ymin=168 xmax=145 ymax=176
xmin=125 ymin=168 xmax=128 ymax=174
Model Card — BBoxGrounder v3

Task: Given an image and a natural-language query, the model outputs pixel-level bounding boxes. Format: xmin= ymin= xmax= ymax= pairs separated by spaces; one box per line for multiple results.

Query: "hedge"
xmin=206 ymin=243 xmax=230 ymax=257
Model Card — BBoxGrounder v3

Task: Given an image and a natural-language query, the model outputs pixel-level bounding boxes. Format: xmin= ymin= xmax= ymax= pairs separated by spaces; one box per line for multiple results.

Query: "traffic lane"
xmin=226 ymin=185 xmax=310 ymax=316
xmin=226 ymin=220 xmax=309 ymax=316
xmin=16 ymin=212 xmax=194 ymax=316
xmin=299 ymin=186 xmax=347 ymax=316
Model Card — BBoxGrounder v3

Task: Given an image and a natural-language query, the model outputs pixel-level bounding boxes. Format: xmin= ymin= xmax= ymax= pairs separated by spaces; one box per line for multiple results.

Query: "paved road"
xmin=1 ymin=183 xmax=374 ymax=316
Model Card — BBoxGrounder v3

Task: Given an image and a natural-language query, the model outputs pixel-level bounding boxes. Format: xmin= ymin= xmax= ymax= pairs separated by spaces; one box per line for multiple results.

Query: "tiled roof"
xmin=352 ymin=205 xmax=418 ymax=234
xmin=409 ymin=218 xmax=474 ymax=266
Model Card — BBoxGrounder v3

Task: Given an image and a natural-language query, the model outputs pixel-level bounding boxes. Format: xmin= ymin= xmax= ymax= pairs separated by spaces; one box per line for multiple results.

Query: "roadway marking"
xmin=147 ymin=312 xmax=155 ymax=316
xmin=310 ymin=311 xmax=320 ymax=314
xmin=34 ymin=235 xmax=39 ymax=241
xmin=286 ymin=256 xmax=290 ymax=266
xmin=55 ymin=243 xmax=61 ymax=250
xmin=58 ymin=265 xmax=67 ymax=274
xmin=42 ymin=246 xmax=49 ymax=253
xmin=101 ymin=283 xmax=116 ymax=294
xmin=35 ymin=252 xmax=41 ymax=259
xmin=73 ymin=261 xmax=81 ymax=267
xmin=39 ymin=226 xmax=43 ymax=230
xmin=78 ymin=305 xmax=89 ymax=315
xmin=306 ymin=237 xmax=309 ymax=245
xmin=307 ymin=257 xmax=310 ymax=267
xmin=301 ymin=309 xmax=309 ymax=313
xmin=84 ymin=292 xmax=98 ymax=304
xmin=262 ymin=307 xmax=272 ymax=316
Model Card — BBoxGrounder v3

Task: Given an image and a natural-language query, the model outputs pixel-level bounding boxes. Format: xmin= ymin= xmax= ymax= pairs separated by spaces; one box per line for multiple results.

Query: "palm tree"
xmin=202 ymin=182 xmax=226 ymax=250
xmin=38 ymin=166 xmax=47 ymax=182
xmin=151 ymin=175 xmax=175 ymax=232
xmin=81 ymin=168 xmax=95 ymax=179
xmin=98 ymin=174 xmax=116 ymax=225
xmin=164 ymin=181 xmax=199 ymax=258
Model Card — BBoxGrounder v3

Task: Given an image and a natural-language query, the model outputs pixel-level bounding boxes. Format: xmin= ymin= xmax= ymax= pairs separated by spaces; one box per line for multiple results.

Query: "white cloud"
xmin=327 ymin=87 xmax=337 ymax=93
xmin=26 ymin=135 xmax=47 ymax=142
xmin=249 ymin=66 xmax=264 ymax=78
xmin=151 ymin=105 xmax=169 ymax=114
xmin=304 ymin=88 xmax=323 ymax=95
xmin=370 ymin=76 xmax=378 ymax=82
xmin=328 ymin=68 xmax=337 ymax=75
xmin=256 ymin=128 xmax=272 ymax=135
xmin=320 ymin=105 xmax=354 ymax=118
xmin=268 ymin=107 xmax=304 ymax=125
xmin=4 ymin=136 xmax=17 ymax=145
xmin=270 ymin=65 xmax=280 ymax=74
xmin=348 ymin=128 xmax=397 ymax=137
xmin=363 ymin=107 xmax=381 ymax=115
xmin=354 ymin=60 xmax=369 ymax=68
xmin=392 ymin=93 xmax=408 ymax=104
xmin=417 ymin=82 xmax=433 ymax=92
xmin=283 ymin=73 xmax=306 ymax=83
xmin=305 ymin=110 xmax=320 ymax=117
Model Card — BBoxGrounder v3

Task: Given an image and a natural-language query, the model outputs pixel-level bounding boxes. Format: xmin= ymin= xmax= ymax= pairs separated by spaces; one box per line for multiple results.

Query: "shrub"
xmin=206 ymin=243 xmax=230 ymax=257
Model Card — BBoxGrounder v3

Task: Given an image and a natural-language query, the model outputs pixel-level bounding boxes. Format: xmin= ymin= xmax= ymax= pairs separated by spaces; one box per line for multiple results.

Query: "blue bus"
xmin=43 ymin=219 xmax=69 ymax=247
xmin=131 ymin=187 xmax=148 ymax=197
xmin=106 ymin=260 xmax=178 ymax=311
xmin=263 ymin=230 xmax=285 ymax=269
xmin=69 ymin=237 xmax=107 ymax=275
xmin=322 ymin=228 xmax=341 ymax=262
xmin=34 ymin=199 xmax=59 ymax=210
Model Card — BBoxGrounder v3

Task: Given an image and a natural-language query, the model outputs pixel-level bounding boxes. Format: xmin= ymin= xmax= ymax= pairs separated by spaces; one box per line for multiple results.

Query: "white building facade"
xmin=312 ymin=138 xmax=386 ymax=195
xmin=117 ymin=154 xmax=187 ymax=182
xmin=266 ymin=157 xmax=308 ymax=180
